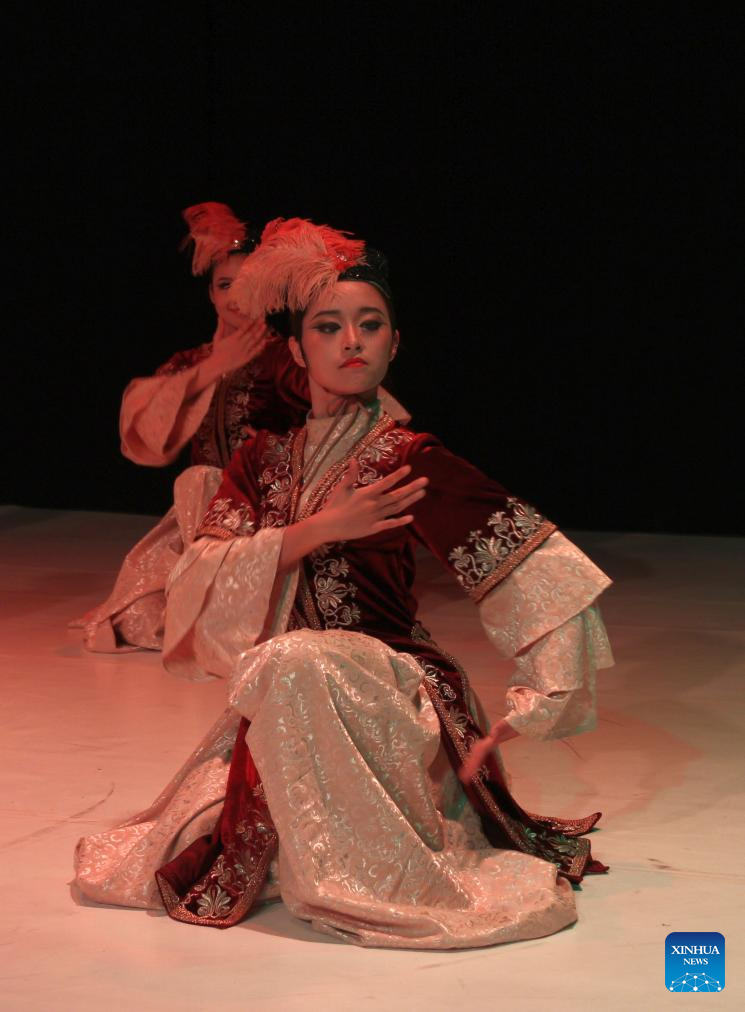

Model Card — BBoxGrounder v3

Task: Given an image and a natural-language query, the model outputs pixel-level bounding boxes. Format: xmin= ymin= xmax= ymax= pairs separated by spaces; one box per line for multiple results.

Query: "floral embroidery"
xmin=356 ymin=428 xmax=415 ymax=486
xmin=258 ymin=432 xmax=295 ymax=528
xmin=515 ymin=824 xmax=583 ymax=868
xmin=419 ymin=659 xmax=457 ymax=702
xmin=311 ymin=548 xmax=361 ymax=628
xmin=198 ymin=497 xmax=255 ymax=537
xmin=192 ymin=361 xmax=257 ymax=467
xmin=448 ymin=707 xmax=471 ymax=739
xmin=195 ymin=884 xmax=232 ymax=919
xmin=417 ymin=657 xmax=481 ymax=761
xmin=448 ymin=498 xmax=547 ymax=595
xmin=223 ymin=365 xmax=257 ymax=454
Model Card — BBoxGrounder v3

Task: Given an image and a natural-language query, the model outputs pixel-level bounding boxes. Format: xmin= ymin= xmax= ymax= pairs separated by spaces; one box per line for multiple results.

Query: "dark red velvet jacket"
xmin=156 ymin=336 xmax=309 ymax=467
xmin=156 ymin=413 xmax=607 ymax=928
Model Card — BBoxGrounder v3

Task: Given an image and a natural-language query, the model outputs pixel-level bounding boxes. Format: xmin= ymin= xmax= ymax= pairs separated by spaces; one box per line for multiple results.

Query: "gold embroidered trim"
xmin=288 ymin=427 xmax=307 ymax=522
xmin=469 ymin=520 xmax=557 ymax=603
xmin=257 ymin=429 xmax=301 ymax=528
xmin=412 ymin=622 xmax=473 ymax=704
xmin=524 ymin=810 xmax=601 ymax=837
xmin=195 ymin=524 xmax=238 ymax=541
xmin=155 ymin=834 xmax=278 ymax=928
xmin=196 ymin=496 xmax=256 ymax=540
xmin=297 ymin=413 xmax=396 ymax=521
xmin=295 ymin=569 xmax=323 ymax=631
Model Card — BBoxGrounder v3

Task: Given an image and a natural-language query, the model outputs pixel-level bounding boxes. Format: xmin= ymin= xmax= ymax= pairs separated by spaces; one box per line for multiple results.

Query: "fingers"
xmin=371 ymin=476 xmax=427 ymax=519
xmin=458 ymin=755 xmax=480 ymax=784
xmin=237 ymin=320 xmax=269 ymax=352
xmin=369 ymin=464 xmax=412 ymax=493
xmin=372 ymin=514 xmax=415 ymax=532
xmin=338 ymin=458 xmax=359 ymax=488
xmin=382 ymin=477 xmax=428 ymax=502
xmin=244 ymin=331 xmax=268 ymax=355
xmin=457 ymin=735 xmax=495 ymax=784
xmin=380 ymin=488 xmax=426 ymax=518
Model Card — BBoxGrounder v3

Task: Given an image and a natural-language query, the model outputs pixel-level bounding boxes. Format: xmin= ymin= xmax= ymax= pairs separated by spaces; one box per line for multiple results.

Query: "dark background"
xmin=4 ymin=3 xmax=742 ymax=534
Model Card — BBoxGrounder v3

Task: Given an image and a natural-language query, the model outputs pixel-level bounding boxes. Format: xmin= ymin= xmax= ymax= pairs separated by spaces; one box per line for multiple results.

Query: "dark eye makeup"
xmin=313 ymin=318 xmax=385 ymax=335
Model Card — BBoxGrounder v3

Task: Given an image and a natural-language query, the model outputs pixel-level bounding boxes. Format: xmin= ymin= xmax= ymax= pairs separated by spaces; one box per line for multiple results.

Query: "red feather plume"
xmin=181 ymin=202 xmax=247 ymax=275
xmin=231 ymin=217 xmax=366 ymax=318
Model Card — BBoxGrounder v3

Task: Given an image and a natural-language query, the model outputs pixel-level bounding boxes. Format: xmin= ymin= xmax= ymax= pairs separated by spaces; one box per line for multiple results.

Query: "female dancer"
xmin=75 ymin=202 xmax=309 ymax=651
xmin=75 ymin=219 xmax=613 ymax=949
xmin=119 ymin=202 xmax=311 ymax=472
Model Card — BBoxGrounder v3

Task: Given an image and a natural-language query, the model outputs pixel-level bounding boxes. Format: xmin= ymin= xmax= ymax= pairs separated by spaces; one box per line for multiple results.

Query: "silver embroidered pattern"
xmin=419 ymin=659 xmax=458 ymax=702
xmin=259 ymin=433 xmax=294 ymax=528
xmin=356 ymin=428 xmax=415 ymax=486
xmin=448 ymin=707 xmax=471 ymax=739
xmin=195 ymin=884 xmax=232 ymax=919
xmin=448 ymin=498 xmax=546 ymax=594
xmin=199 ymin=497 xmax=255 ymax=536
xmin=224 ymin=364 xmax=257 ymax=455
xmin=311 ymin=547 xmax=361 ymax=628
xmin=418 ymin=658 xmax=479 ymax=753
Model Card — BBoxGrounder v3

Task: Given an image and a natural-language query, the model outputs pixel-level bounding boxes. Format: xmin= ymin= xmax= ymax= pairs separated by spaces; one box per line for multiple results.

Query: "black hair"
xmin=207 ymin=227 xmax=262 ymax=282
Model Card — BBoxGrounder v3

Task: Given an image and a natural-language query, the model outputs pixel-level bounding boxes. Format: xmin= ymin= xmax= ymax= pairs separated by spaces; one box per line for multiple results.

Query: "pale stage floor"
xmin=0 ymin=504 xmax=742 ymax=1011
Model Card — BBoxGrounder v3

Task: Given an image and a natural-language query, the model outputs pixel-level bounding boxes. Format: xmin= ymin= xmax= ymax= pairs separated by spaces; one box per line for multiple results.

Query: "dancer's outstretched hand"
xmin=319 ymin=461 xmax=428 ymax=542
xmin=210 ymin=319 xmax=269 ymax=375
xmin=458 ymin=719 xmax=519 ymax=783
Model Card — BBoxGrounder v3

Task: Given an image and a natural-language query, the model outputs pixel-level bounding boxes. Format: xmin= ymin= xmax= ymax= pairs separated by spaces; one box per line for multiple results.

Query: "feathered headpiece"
xmin=180 ymin=201 xmax=256 ymax=276
xmin=230 ymin=217 xmax=369 ymax=318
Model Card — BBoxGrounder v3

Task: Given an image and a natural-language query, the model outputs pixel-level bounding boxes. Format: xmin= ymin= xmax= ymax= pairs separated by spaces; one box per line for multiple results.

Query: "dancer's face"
xmin=290 ymin=281 xmax=398 ymax=406
xmin=209 ymin=254 xmax=249 ymax=332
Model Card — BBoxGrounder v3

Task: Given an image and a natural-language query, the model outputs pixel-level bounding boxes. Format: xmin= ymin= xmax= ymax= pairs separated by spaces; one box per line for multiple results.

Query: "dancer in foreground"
xmin=75 ymin=219 xmax=613 ymax=949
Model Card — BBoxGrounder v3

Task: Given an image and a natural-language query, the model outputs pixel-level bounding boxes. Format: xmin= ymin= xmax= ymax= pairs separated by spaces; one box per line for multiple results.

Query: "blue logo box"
xmin=665 ymin=932 xmax=725 ymax=992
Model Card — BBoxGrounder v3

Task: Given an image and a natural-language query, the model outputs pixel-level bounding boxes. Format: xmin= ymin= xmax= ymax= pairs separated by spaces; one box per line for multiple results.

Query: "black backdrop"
xmin=4 ymin=3 xmax=742 ymax=534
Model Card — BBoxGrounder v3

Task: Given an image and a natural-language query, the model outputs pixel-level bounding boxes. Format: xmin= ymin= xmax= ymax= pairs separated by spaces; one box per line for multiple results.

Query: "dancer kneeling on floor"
xmin=75 ymin=218 xmax=614 ymax=950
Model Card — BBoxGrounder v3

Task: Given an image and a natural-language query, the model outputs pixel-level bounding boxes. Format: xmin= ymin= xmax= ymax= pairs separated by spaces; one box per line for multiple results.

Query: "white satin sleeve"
xmin=119 ymin=367 xmax=217 ymax=467
xmin=478 ymin=531 xmax=614 ymax=740
xmin=162 ymin=528 xmax=295 ymax=682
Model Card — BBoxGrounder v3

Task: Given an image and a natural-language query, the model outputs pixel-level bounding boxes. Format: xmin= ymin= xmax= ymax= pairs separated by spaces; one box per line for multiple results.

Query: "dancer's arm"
xmin=400 ymin=435 xmax=613 ymax=742
xmin=120 ymin=321 xmax=268 ymax=466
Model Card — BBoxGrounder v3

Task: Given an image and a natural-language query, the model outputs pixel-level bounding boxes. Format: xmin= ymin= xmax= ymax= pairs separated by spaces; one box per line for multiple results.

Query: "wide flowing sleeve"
xmin=119 ymin=342 xmax=216 ymax=466
xmin=478 ymin=533 xmax=613 ymax=739
xmin=404 ymin=435 xmax=613 ymax=740
xmin=162 ymin=434 xmax=294 ymax=681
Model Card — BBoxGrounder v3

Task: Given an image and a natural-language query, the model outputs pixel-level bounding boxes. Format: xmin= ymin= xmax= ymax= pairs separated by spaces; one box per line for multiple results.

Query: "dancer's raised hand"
xmin=318 ymin=461 xmax=428 ymax=542
xmin=210 ymin=318 xmax=269 ymax=375
xmin=277 ymin=461 xmax=428 ymax=575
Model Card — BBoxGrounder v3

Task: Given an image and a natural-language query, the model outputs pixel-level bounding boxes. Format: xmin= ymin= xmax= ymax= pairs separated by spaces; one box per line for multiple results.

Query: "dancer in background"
xmin=119 ymin=203 xmax=310 ymax=472
xmin=75 ymin=218 xmax=613 ymax=949
xmin=74 ymin=202 xmax=309 ymax=651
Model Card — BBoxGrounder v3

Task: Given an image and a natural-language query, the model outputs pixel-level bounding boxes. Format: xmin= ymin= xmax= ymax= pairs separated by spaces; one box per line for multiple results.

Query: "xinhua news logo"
xmin=665 ymin=932 xmax=725 ymax=992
